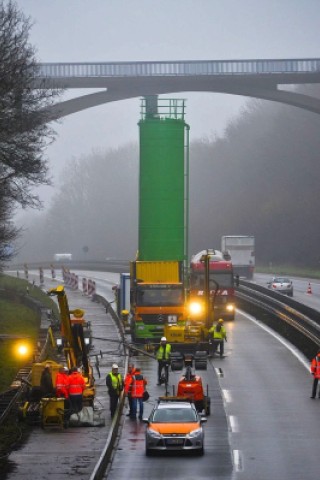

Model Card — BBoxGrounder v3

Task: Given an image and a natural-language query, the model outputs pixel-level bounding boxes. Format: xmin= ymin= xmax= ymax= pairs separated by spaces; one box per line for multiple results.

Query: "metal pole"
xmin=205 ymin=251 xmax=210 ymax=330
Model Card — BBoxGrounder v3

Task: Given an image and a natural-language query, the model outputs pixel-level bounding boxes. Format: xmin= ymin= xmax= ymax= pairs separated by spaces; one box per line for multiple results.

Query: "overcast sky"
xmin=14 ymin=0 xmax=320 ymax=206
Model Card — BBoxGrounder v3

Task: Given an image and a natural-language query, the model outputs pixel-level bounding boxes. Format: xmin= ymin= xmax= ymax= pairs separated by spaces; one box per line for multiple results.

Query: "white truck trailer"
xmin=221 ymin=235 xmax=255 ymax=279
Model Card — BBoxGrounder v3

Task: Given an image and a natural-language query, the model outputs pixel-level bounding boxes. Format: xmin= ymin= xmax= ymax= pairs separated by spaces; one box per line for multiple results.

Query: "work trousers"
xmin=158 ymin=360 xmax=169 ymax=383
xmin=109 ymin=393 xmax=120 ymax=417
xmin=127 ymin=394 xmax=133 ymax=414
xmin=311 ymin=377 xmax=319 ymax=398
xmin=131 ymin=397 xmax=143 ymax=419
xmin=69 ymin=394 xmax=83 ymax=413
xmin=211 ymin=339 xmax=224 ymax=356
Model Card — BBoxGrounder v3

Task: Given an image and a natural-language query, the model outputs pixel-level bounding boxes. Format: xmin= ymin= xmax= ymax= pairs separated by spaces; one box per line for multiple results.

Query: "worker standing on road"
xmin=129 ymin=367 xmax=147 ymax=420
xmin=106 ymin=364 xmax=123 ymax=418
xmin=209 ymin=318 xmax=227 ymax=358
xmin=156 ymin=337 xmax=171 ymax=385
xmin=68 ymin=367 xmax=86 ymax=413
xmin=40 ymin=364 xmax=55 ymax=397
xmin=55 ymin=366 xmax=70 ymax=400
xmin=310 ymin=350 xmax=320 ymax=398
xmin=124 ymin=363 xmax=137 ymax=417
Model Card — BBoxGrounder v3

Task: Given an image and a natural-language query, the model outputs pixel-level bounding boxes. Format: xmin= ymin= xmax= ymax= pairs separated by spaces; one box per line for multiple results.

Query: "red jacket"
xmin=124 ymin=368 xmax=137 ymax=394
xmin=130 ymin=373 xmax=147 ymax=399
xmin=69 ymin=371 xmax=86 ymax=395
xmin=55 ymin=372 xmax=70 ymax=399
xmin=311 ymin=355 xmax=320 ymax=379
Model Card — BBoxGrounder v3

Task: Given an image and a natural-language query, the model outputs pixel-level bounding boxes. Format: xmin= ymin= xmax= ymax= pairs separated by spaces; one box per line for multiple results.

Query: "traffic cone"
xmin=307 ymin=282 xmax=312 ymax=294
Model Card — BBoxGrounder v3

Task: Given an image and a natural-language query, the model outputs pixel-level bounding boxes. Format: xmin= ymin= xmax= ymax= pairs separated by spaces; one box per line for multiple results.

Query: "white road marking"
xmin=229 ymin=415 xmax=239 ymax=432
xmin=239 ymin=309 xmax=310 ymax=371
xmin=233 ymin=449 xmax=243 ymax=471
xmin=222 ymin=388 xmax=232 ymax=403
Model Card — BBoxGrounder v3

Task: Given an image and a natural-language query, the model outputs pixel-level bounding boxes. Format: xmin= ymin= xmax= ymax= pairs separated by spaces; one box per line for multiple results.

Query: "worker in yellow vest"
xmin=156 ymin=337 xmax=171 ymax=385
xmin=106 ymin=363 xmax=123 ymax=418
xmin=209 ymin=319 xmax=227 ymax=358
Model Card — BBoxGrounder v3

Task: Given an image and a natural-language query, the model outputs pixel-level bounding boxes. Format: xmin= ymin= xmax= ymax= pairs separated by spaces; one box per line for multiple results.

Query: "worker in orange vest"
xmin=55 ymin=367 xmax=70 ymax=399
xmin=129 ymin=367 xmax=147 ymax=420
xmin=310 ymin=350 xmax=320 ymax=399
xmin=68 ymin=367 xmax=86 ymax=412
xmin=124 ymin=363 xmax=137 ymax=417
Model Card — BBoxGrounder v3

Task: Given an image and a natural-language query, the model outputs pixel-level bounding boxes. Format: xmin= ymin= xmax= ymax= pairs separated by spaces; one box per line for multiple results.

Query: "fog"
xmin=11 ymin=0 xmax=320 ymax=266
xmin=15 ymin=84 xmax=320 ymax=267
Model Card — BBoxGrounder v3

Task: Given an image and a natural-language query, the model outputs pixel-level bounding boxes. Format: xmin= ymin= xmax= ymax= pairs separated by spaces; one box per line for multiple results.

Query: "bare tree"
xmin=0 ymin=1 xmax=59 ymax=265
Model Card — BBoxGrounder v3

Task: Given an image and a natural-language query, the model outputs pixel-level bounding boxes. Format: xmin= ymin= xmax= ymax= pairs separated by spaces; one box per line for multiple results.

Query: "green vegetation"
xmin=0 ymin=299 xmax=38 ymax=392
xmin=0 ymin=274 xmax=58 ymax=392
xmin=0 ymin=413 xmax=31 ymax=466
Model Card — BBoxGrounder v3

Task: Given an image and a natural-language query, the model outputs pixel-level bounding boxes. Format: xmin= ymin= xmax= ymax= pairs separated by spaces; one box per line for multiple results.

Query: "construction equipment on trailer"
xmin=19 ymin=287 xmax=95 ymax=428
xmin=176 ymin=365 xmax=211 ymax=415
xmin=19 ymin=359 xmax=62 ymax=425
xmin=40 ymin=397 xmax=65 ymax=429
xmin=47 ymin=285 xmax=95 ymax=404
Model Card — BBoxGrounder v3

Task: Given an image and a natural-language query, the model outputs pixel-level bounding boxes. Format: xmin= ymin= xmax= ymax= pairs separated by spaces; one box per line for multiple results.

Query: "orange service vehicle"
xmin=144 ymin=397 xmax=207 ymax=456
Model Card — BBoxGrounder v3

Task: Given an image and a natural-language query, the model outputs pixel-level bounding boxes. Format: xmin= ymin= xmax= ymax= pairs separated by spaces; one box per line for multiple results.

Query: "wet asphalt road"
xmin=5 ymin=269 xmax=320 ymax=480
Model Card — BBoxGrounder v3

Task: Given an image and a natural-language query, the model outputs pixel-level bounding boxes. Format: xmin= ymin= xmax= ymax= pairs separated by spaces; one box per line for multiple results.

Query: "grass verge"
xmin=0 ymin=274 xmax=59 ymax=392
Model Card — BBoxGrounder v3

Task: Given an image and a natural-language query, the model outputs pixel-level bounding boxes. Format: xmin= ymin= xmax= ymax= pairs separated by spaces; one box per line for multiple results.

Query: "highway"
xmin=253 ymin=272 xmax=320 ymax=310
xmin=6 ymin=268 xmax=320 ymax=480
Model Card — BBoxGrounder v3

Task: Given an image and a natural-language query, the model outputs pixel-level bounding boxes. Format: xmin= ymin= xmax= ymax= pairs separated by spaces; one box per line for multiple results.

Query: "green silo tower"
xmin=138 ymin=96 xmax=189 ymax=262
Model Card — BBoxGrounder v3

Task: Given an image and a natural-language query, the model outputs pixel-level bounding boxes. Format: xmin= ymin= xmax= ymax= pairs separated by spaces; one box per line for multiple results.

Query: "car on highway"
xmin=267 ymin=276 xmax=293 ymax=297
xmin=144 ymin=397 xmax=206 ymax=456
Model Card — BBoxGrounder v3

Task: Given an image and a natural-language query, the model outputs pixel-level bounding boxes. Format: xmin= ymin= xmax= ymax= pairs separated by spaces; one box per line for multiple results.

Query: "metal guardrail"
xmin=236 ymin=280 xmax=320 ymax=358
xmin=37 ymin=58 xmax=320 ymax=78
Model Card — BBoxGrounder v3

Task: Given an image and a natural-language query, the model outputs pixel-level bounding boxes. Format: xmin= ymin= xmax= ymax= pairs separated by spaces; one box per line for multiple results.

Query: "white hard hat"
xmin=112 ymin=363 xmax=119 ymax=369
xmin=161 ymin=337 xmax=167 ymax=342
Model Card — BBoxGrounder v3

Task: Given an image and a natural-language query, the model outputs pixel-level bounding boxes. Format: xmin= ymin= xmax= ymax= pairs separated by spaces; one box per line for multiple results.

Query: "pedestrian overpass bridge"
xmin=37 ymin=58 xmax=320 ymax=119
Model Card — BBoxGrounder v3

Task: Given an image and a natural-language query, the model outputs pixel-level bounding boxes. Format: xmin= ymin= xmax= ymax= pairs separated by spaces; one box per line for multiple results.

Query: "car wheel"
xmin=198 ymin=446 xmax=204 ymax=456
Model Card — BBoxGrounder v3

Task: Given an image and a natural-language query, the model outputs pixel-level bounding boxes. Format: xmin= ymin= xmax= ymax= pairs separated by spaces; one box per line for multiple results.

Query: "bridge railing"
xmin=38 ymin=58 xmax=320 ymax=78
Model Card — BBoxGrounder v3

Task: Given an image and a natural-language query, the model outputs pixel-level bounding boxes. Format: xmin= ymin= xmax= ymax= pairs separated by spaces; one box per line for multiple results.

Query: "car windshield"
xmin=152 ymin=407 xmax=197 ymax=423
xmin=191 ymin=272 xmax=233 ymax=289
xmin=274 ymin=278 xmax=290 ymax=283
xmin=136 ymin=286 xmax=184 ymax=306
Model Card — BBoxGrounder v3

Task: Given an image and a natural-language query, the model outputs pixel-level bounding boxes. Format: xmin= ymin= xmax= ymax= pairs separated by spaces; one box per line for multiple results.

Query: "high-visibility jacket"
xmin=69 ymin=371 xmax=86 ymax=396
xmin=311 ymin=355 xmax=320 ymax=379
xmin=55 ymin=372 xmax=70 ymax=398
xmin=156 ymin=343 xmax=171 ymax=361
xmin=106 ymin=372 xmax=123 ymax=395
xmin=209 ymin=324 xmax=227 ymax=340
xmin=124 ymin=368 xmax=137 ymax=394
xmin=130 ymin=374 xmax=147 ymax=398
